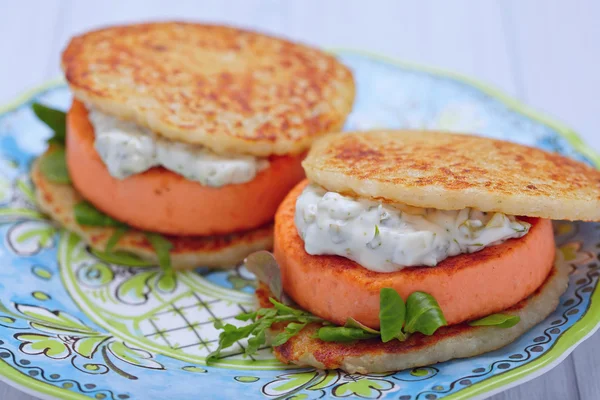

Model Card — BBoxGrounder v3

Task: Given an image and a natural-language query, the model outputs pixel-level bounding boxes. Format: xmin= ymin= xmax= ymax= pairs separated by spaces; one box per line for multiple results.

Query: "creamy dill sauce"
xmin=88 ymin=108 xmax=269 ymax=187
xmin=295 ymin=184 xmax=531 ymax=273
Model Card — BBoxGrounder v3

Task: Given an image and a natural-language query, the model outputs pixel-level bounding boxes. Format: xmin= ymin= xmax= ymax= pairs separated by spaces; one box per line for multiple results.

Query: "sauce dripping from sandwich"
xmin=295 ymin=184 xmax=530 ymax=272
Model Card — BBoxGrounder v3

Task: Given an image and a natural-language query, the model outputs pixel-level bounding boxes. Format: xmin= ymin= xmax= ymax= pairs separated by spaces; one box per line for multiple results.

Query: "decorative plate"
xmin=0 ymin=50 xmax=598 ymax=400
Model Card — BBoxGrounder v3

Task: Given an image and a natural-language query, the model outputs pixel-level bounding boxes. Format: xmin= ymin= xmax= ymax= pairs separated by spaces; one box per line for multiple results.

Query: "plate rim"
xmin=0 ymin=49 xmax=598 ymax=400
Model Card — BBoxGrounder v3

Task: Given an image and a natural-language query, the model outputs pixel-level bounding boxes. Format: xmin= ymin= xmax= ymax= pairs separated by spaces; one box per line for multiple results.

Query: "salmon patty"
xmin=67 ymin=100 xmax=306 ymax=236
xmin=274 ymin=180 xmax=555 ymax=329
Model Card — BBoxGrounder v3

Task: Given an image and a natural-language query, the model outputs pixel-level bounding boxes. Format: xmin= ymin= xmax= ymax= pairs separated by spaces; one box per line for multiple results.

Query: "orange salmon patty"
xmin=274 ymin=180 xmax=556 ymax=329
xmin=66 ymin=100 xmax=305 ymax=236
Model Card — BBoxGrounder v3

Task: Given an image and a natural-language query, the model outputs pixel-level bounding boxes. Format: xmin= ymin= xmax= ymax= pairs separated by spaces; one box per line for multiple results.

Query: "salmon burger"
xmin=208 ymin=130 xmax=600 ymax=373
xmin=31 ymin=22 xmax=354 ymax=270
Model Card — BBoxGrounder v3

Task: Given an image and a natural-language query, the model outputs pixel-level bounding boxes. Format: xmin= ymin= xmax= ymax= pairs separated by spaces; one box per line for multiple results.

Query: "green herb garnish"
xmin=404 ymin=291 xmax=447 ymax=335
xmin=272 ymin=322 xmax=308 ymax=346
xmin=32 ymin=103 xmax=66 ymax=145
xmin=207 ymin=297 xmax=324 ymax=363
xmin=144 ymin=232 xmax=173 ymax=274
xmin=74 ymin=201 xmax=126 ymax=227
xmin=317 ymin=326 xmax=378 ymax=342
xmin=469 ymin=313 xmax=520 ymax=328
xmin=344 ymin=317 xmax=380 ymax=334
xmin=366 ymin=224 xmax=382 ymax=249
xmin=379 ymin=288 xmax=407 ymax=342
xmin=74 ymin=202 xmax=151 ymax=257
xmin=106 ymin=226 xmax=128 ymax=252
xmin=74 ymin=199 xmax=172 ymax=271
xmin=38 ymin=149 xmax=71 ymax=184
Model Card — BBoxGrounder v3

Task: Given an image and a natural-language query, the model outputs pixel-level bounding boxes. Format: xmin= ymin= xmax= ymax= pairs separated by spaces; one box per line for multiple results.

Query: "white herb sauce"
xmin=88 ymin=108 xmax=269 ymax=187
xmin=295 ymin=184 xmax=531 ymax=273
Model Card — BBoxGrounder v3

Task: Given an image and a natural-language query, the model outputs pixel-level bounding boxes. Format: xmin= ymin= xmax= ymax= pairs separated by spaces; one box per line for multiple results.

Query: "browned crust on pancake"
xmin=61 ymin=22 xmax=355 ymax=156
xmin=303 ymin=131 xmax=600 ymax=221
xmin=31 ymin=149 xmax=273 ymax=269
xmin=256 ymin=259 xmax=569 ymax=373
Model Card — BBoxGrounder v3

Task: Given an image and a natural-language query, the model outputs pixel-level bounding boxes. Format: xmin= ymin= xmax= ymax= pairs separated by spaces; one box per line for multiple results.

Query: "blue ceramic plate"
xmin=0 ymin=50 xmax=598 ymax=400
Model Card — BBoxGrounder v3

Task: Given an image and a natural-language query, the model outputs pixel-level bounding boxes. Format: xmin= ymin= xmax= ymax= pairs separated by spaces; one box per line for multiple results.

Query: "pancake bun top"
xmin=302 ymin=130 xmax=600 ymax=221
xmin=62 ymin=22 xmax=355 ymax=156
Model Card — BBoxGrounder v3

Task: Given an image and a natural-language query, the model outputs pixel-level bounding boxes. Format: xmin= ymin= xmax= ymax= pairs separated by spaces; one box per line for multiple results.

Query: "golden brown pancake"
xmin=303 ymin=131 xmax=600 ymax=221
xmin=61 ymin=22 xmax=355 ymax=156
xmin=31 ymin=150 xmax=273 ymax=269
xmin=257 ymin=258 xmax=569 ymax=373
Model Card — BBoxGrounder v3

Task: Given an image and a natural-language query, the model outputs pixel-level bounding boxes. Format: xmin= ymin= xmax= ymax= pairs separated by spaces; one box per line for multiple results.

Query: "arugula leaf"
xmin=257 ymin=308 xmax=278 ymax=318
xmin=404 ymin=291 xmax=447 ymax=335
xmin=269 ymin=298 xmax=303 ymax=316
xmin=90 ymin=248 xmax=152 ymax=267
xmin=73 ymin=202 xmax=171 ymax=273
xmin=246 ymin=329 xmax=266 ymax=355
xmin=244 ymin=251 xmax=284 ymax=300
xmin=144 ymin=232 xmax=173 ymax=274
xmin=469 ymin=314 xmax=520 ymax=328
xmin=235 ymin=311 xmax=258 ymax=322
xmin=74 ymin=201 xmax=126 ymax=227
xmin=234 ymin=308 xmax=277 ymax=323
xmin=272 ymin=322 xmax=307 ymax=346
xmin=344 ymin=317 xmax=380 ymax=334
xmin=32 ymin=103 xmax=66 ymax=145
xmin=317 ymin=326 xmax=378 ymax=342
xmin=39 ymin=149 xmax=71 ymax=184
xmin=379 ymin=288 xmax=406 ymax=342
xmin=208 ymin=298 xmax=324 ymax=363
xmin=207 ymin=321 xmax=259 ymax=362
xmin=106 ymin=226 xmax=128 ymax=252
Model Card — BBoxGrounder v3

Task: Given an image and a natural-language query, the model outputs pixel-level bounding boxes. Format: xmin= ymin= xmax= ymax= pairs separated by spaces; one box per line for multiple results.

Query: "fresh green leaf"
xmin=272 ymin=322 xmax=307 ymax=346
xmin=246 ymin=329 xmax=266 ymax=355
xmin=379 ymin=288 xmax=406 ymax=342
xmin=39 ymin=149 xmax=71 ymax=184
xmin=144 ymin=232 xmax=173 ymax=274
xmin=469 ymin=314 xmax=520 ymax=329
xmin=317 ymin=326 xmax=378 ymax=342
xmin=90 ymin=248 xmax=152 ymax=267
xmin=257 ymin=308 xmax=278 ymax=318
xmin=269 ymin=297 xmax=303 ymax=316
xmin=404 ymin=291 xmax=447 ymax=336
xmin=207 ymin=321 xmax=260 ymax=362
xmin=106 ymin=226 xmax=128 ymax=252
xmin=32 ymin=103 xmax=66 ymax=145
xmin=74 ymin=201 xmax=126 ymax=227
xmin=209 ymin=301 xmax=318 ymax=362
xmin=244 ymin=251 xmax=284 ymax=300
xmin=344 ymin=318 xmax=380 ymax=335
xmin=235 ymin=311 xmax=258 ymax=322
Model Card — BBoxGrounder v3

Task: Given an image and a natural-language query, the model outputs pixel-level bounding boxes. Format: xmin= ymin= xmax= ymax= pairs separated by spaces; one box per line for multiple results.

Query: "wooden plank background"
xmin=0 ymin=1 xmax=598 ymax=399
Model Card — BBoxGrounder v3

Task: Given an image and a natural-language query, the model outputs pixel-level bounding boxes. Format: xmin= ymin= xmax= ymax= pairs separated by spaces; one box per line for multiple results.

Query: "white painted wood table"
xmin=0 ymin=1 xmax=598 ymax=399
